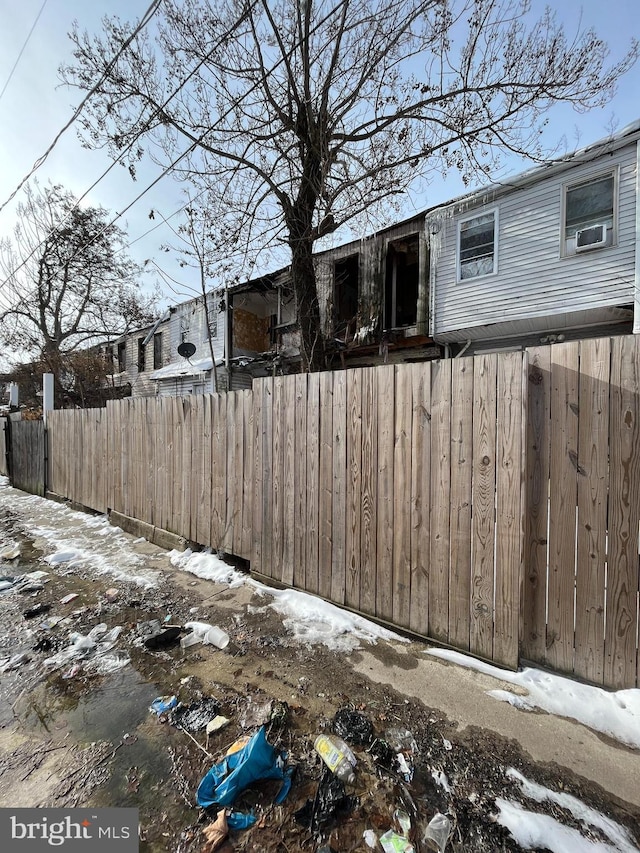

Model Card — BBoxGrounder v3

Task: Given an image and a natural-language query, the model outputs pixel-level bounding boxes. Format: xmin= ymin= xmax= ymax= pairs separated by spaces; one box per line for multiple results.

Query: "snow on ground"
xmin=169 ymin=547 xmax=407 ymax=652
xmin=0 ymin=479 xmax=159 ymax=588
xmin=496 ymin=769 xmax=639 ymax=853
xmin=427 ymin=648 xmax=640 ymax=751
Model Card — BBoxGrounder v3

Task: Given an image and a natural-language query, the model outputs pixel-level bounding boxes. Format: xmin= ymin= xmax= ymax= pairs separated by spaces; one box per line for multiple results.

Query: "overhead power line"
xmin=0 ymin=0 xmax=162 ymax=217
xmin=0 ymin=0 xmax=50 ymax=106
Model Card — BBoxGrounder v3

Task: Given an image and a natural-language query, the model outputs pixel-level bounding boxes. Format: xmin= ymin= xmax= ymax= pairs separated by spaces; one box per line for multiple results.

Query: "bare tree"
xmin=0 ymin=182 xmax=159 ymax=382
xmin=61 ymin=0 xmax=637 ymax=370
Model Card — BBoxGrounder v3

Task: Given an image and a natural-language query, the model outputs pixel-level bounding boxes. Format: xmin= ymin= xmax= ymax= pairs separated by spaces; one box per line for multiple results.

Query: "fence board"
xmin=471 ymin=354 xmax=497 ymax=660
xmin=429 ymin=359 xmax=451 ymax=642
xmin=523 ymin=347 xmax=551 ymax=661
xmin=606 ymin=335 xmax=640 ymax=688
xmin=360 ymin=368 xmax=377 ymax=616
xmin=494 ymin=352 xmax=522 ymax=668
xmin=293 ymin=374 xmax=307 ymax=589
xmin=331 ymin=370 xmax=347 ymax=604
xmin=345 ymin=369 xmax=362 ymax=610
xmin=318 ymin=373 xmax=334 ymax=599
xmin=410 ymin=363 xmax=431 ymax=636
xmin=271 ymin=378 xmax=284 ymax=579
xmin=547 ymin=342 xmax=579 ymax=673
xmin=376 ymin=365 xmax=395 ymax=622
xmin=252 ymin=383 xmax=264 ymax=570
xmin=241 ymin=390 xmax=254 ymax=561
xmin=574 ymin=338 xmax=610 ymax=684
xmin=280 ymin=380 xmax=295 ymax=584
xmin=393 ymin=365 xmax=412 ymax=628
xmin=306 ymin=373 xmax=320 ymax=594
xmin=449 ymin=358 xmax=473 ymax=649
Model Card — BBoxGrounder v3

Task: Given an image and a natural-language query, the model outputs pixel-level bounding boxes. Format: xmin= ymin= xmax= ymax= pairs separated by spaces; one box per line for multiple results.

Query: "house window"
xmin=334 ymin=254 xmax=359 ymax=337
xmin=105 ymin=346 xmax=114 ymax=373
xmin=153 ymin=332 xmax=163 ymax=369
xmin=563 ymin=173 xmax=615 ymax=255
xmin=458 ymin=211 xmax=497 ymax=280
xmin=207 ymin=298 xmax=218 ymax=339
xmin=137 ymin=337 xmax=145 ymax=372
xmin=117 ymin=341 xmax=126 ymax=372
xmin=385 ymin=236 xmax=419 ymax=329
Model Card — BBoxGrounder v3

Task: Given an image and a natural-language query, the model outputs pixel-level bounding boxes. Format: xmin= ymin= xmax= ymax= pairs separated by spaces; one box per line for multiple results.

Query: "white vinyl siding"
xmin=431 ymin=143 xmax=636 ymax=336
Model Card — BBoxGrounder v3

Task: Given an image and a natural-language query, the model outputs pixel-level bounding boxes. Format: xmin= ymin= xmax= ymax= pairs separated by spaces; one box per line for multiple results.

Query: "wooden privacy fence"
xmin=47 ymin=392 xmax=253 ymax=559
xmin=42 ymin=336 xmax=640 ymax=688
xmin=1 ymin=418 xmax=46 ymax=496
xmin=253 ymin=356 xmax=524 ymax=669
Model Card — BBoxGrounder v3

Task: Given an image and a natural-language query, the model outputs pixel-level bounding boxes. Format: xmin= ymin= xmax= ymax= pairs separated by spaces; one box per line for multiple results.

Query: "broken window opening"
xmin=334 ymin=254 xmax=359 ymax=339
xmin=153 ymin=332 xmax=163 ymax=369
xmin=137 ymin=337 xmax=145 ymax=372
xmin=117 ymin=341 xmax=126 ymax=372
xmin=384 ymin=236 xmax=419 ymax=330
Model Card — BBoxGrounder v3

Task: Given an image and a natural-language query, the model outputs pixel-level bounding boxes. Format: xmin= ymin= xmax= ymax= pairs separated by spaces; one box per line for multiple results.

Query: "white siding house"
xmin=428 ymin=121 xmax=640 ymax=349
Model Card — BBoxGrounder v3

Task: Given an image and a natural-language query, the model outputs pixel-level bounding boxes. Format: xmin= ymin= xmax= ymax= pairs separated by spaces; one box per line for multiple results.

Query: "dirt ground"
xmin=0 ymin=503 xmax=638 ymax=853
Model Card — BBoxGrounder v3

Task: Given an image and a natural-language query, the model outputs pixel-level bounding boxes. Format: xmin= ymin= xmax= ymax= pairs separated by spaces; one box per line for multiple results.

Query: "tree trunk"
xmin=289 ymin=234 xmax=325 ymax=372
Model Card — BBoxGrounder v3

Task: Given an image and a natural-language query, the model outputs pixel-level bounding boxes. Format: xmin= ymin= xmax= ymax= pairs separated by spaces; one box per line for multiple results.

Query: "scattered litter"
xmin=196 ymin=726 xmax=293 ymax=829
xmin=201 ymin=810 xmax=228 ymax=853
xmin=240 ymin=698 xmax=274 ymax=729
xmin=172 ymin=697 xmax=220 ymax=733
xmin=23 ymin=570 xmax=49 ymax=582
xmin=294 ymin=768 xmax=359 ymax=834
xmin=442 ymin=737 xmax=452 ymax=751
xmin=104 ymin=588 xmax=119 ymax=602
xmin=333 ymin=707 xmax=373 ymax=745
xmin=43 ymin=623 xmax=125 ymax=671
xmin=33 ymin=635 xmax=53 ymax=652
xmin=62 ymin=663 xmax=82 ymax=679
xmin=40 ymin=616 xmax=64 ymax=630
xmin=60 ymin=593 xmax=79 ymax=604
xmin=0 ymin=652 xmax=30 ymax=672
xmin=385 ymin=728 xmax=417 ymax=753
xmin=0 ymin=543 xmax=20 ymax=559
xmin=23 ymin=603 xmax=51 ymax=620
xmin=396 ymin=752 xmax=413 ymax=782
xmin=422 ymin=812 xmax=451 ymax=852
xmin=206 ymin=716 xmax=231 ymax=736
xmin=180 ymin=632 xmax=202 ymax=650
xmin=0 ymin=579 xmax=14 ymax=592
xmin=314 ymin=733 xmax=357 ymax=785
xmin=379 ymin=829 xmax=415 ymax=852
xmin=363 ymin=829 xmax=378 ymax=848
xmin=17 ymin=582 xmax=45 ymax=594
xmin=393 ymin=809 xmax=411 ymax=836
xmin=143 ymin=627 xmax=181 ymax=649
xmin=184 ymin=621 xmax=229 ymax=650
xmin=150 ymin=696 xmax=179 ymax=716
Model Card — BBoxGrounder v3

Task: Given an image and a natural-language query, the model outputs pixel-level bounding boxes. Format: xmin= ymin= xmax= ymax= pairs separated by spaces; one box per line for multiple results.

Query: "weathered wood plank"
xmin=574 ymin=338 xmax=610 ymax=684
xmin=293 ymin=374 xmax=308 ymax=589
xmin=606 ymin=335 xmax=640 ymax=689
xmin=393 ymin=365 xmax=412 ymax=628
xmin=252 ymin=381 xmax=264 ymax=572
xmin=261 ymin=379 xmax=274 ymax=577
xmin=522 ymin=347 xmax=551 ymax=663
xmin=282 ymin=378 xmax=297 ymax=584
xmin=241 ymin=390 xmax=254 ymax=561
xmin=429 ymin=359 xmax=451 ymax=642
xmin=375 ymin=365 xmax=395 ymax=622
xmin=410 ymin=363 xmax=431 ymax=636
xmin=471 ymin=354 xmax=497 ymax=660
xmin=197 ymin=396 xmax=212 ymax=547
xmin=494 ymin=352 xmax=523 ymax=668
xmin=271 ymin=378 xmax=285 ymax=580
xmin=306 ymin=373 xmax=320 ymax=594
xmin=224 ymin=391 xmax=237 ymax=554
xmin=331 ymin=369 xmax=347 ymax=604
xmin=360 ymin=368 xmax=378 ymax=616
xmin=547 ymin=342 xmax=579 ymax=674
xmin=449 ymin=357 xmax=473 ymax=650
xmin=318 ymin=372 xmax=334 ymax=599
xmin=345 ymin=368 xmax=362 ymax=610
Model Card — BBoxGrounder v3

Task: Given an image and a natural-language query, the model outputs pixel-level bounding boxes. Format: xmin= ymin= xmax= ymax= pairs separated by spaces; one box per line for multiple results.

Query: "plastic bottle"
xmin=314 ymin=734 xmax=357 ymax=785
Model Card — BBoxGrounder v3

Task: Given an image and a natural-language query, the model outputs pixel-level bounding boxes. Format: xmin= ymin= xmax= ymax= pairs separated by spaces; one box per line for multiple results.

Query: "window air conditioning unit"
xmin=575 ymin=223 xmax=607 ymax=251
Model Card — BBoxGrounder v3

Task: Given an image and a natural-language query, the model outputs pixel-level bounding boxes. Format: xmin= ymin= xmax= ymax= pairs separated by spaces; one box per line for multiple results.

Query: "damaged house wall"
xmin=314 ymin=215 xmax=434 ymax=367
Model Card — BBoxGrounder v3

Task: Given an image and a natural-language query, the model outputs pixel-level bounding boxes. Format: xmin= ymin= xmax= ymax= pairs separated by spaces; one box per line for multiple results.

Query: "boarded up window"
xmin=385 ymin=236 xmax=418 ymax=329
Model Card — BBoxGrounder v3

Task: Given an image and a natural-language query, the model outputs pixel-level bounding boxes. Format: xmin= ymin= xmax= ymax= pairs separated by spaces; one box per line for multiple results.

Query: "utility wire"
xmin=0 ymin=0 xmax=50 ymax=106
xmin=0 ymin=0 xmax=162 ymax=217
xmin=1 ymin=0 xmax=345 ymax=304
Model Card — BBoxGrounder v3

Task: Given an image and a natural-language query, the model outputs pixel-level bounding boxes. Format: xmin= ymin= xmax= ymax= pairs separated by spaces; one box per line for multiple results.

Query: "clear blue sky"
xmin=0 ymin=0 xmax=638 ymax=308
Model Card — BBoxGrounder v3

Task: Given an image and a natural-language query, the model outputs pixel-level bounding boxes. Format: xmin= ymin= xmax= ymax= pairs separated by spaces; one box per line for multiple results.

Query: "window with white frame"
xmin=563 ymin=172 xmax=615 ymax=255
xmin=458 ymin=210 xmax=497 ymax=280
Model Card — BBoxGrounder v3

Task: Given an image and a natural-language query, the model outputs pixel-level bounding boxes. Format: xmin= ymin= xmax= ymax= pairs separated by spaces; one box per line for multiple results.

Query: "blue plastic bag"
xmin=196 ymin=726 xmax=293 ymax=829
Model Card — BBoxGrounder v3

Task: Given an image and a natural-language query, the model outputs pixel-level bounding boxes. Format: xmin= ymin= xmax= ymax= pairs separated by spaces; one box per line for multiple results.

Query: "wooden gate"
xmin=8 ymin=419 xmax=46 ymax=497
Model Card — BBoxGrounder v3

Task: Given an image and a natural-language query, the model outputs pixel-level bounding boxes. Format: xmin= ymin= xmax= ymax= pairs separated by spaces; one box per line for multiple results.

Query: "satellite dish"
xmin=177 ymin=341 xmax=196 ymax=358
